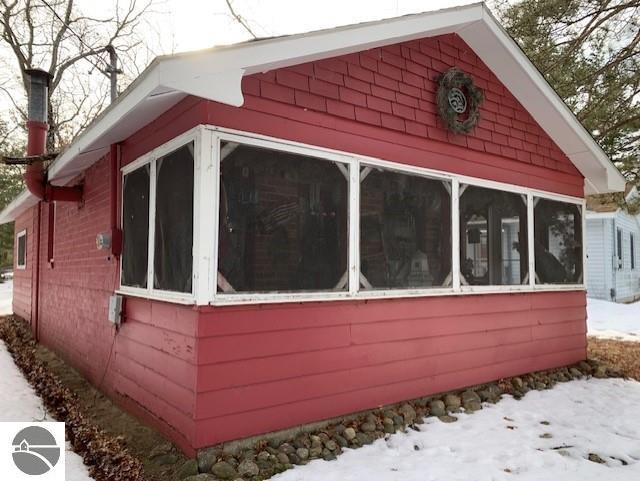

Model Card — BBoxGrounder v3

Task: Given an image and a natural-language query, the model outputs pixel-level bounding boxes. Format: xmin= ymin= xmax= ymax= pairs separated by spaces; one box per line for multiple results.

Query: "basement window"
xmin=534 ymin=198 xmax=583 ymax=284
xmin=154 ymin=143 xmax=194 ymax=293
xmin=360 ymin=166 xmax=451 ymax=289
xmin=217 ymin=141 xmax=349 ymax=293
xmin=16 ymin=229 xmax=26 ymax=269
xmin=460 ymin=186 xmax=528 ymax=286
xmin=121 ymin=164 xmax=150 ymax=288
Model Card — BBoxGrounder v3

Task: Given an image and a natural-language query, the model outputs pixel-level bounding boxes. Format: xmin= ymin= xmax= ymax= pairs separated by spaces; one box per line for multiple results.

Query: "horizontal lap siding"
xmin=195 ymin=291 xmax=586 ymax=447
xmin=12 ymin=208 xmax=35 ymax=321
xmin=32 ymin=97 xmax=208 ymax=453
xmin=207 ymin=33 xmax=583 ymax=197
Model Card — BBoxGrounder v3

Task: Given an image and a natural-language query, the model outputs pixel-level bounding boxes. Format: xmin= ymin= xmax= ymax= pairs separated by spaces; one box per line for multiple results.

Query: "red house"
xmin=0 ymin=3 xmax=624 ymax=456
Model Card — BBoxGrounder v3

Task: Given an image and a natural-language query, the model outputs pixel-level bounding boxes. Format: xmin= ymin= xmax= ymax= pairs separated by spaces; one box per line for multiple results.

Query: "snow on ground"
xmin=587 ymin=297 xmax=640 ymax=341
xmin=0 ymin=279 xmax=12 ymax=316
xmin=0 ymin=341 xmax=94 ymax=480
xmin=274 ymin=378 xmax=640 ymax=481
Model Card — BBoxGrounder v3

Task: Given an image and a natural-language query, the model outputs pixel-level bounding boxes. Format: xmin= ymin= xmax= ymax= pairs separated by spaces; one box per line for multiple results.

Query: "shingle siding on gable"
xmin=234 ymin=33 xmax=582 ymax=197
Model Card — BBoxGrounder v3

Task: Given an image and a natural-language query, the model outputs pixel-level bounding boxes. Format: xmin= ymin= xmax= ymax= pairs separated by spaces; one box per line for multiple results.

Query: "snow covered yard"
xmin=273 ymin=378 xmax=640 ymax=481
xmin=587 ymin=297 xmax=640 ymax=341
xmin=0 ymin=338 xmax=93 ymax=480
xmin=0 ymin=279 xmax=12 ymax=316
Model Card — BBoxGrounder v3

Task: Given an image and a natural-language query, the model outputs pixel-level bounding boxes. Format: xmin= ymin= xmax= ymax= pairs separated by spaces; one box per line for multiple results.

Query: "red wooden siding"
xmin=206 ymin=33 xmax=583 ymax=198
xmin=8 ymin=30 xmax=590 ymax=455
xmin=12 ymin=208 xmax=36 ymax=321
xmin=13 ymin=96 xmax=207 ymax=454
xmin=194 ymin=291 xmax=586 ymax=447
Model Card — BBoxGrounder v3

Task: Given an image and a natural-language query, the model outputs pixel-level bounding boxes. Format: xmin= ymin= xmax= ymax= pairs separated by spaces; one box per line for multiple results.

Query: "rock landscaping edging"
xmin=0 ymin=316 xmax=144 ymax=481
xmin=186 ymin=359 xmax=624 ymax=481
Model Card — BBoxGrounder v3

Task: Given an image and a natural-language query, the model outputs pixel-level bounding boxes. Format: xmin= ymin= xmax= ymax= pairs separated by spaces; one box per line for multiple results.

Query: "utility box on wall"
xmin=108 ymin=294 xmax=123 ymax=327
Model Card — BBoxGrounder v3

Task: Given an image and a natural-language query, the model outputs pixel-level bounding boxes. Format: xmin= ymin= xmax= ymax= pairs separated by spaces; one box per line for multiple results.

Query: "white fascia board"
xmin=157 ymin=3 xmax=484 ymax=106
xmin=47 ymin=67 xmax=179 ymax=185
xmin=459 ymin=9 xmax=625 ymax=195
xmin=0 ymin=190 xmax=38 ymax=225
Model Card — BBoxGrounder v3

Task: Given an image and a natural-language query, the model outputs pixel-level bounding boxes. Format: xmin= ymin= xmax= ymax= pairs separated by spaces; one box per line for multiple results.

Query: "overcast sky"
xmin=0 ymin=0 xmax=480 ymax=136
xmin=106 ymin=0 xmax=477 ymax=55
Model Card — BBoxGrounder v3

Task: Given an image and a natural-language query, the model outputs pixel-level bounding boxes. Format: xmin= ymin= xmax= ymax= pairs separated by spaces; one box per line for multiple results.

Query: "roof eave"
xmin=0 ymin=2 xmax=625 ymax=225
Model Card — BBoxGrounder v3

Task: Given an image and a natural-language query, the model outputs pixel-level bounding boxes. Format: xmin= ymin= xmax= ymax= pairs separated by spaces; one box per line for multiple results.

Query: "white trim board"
xmin=15 ymin=229 xmax=27 ymax=270
xmin=0 ymin=2 xmax=625 ymax=227
xmin=112 ymin=125 xmax=589 ymax=306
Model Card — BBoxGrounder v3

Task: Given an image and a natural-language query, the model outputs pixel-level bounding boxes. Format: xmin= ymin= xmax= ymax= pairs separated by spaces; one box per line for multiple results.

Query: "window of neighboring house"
xmin=460 ymin=186 xmax=528 ymax=286
xmin=121 ymin=164 xmax=150 ymax=288
xmin=360 ymin=166 xmax=451 ymax=290
xmin=617 ymin=228 xmax=623 ymax=269
xmin=631 ymin=233 xmax=636 ymax=270
xmin=16 ymin=229 xmax=26 ymax=269
xmin=217 ymin=141 xmax=348 ymax=293
xmin=534 ymin=198 xmax=583 ymax=284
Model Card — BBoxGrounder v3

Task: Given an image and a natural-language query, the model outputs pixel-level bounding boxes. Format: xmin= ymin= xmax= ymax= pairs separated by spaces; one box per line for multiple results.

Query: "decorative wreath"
xmin=436 ymin=68 xmax=484 ymax=134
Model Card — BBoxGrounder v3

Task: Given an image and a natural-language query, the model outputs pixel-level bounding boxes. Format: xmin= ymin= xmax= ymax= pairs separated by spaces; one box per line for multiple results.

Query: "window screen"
xmin=360 ymin=168 xmax=451 ymax=289
xmin=631 ymin=233 xmax=636 ymax=270
xmin=154 ymin=143 xmax=194 ymax=293
xmin=460 ymin=186 xmax=528 ymax=285
xmin=121 ymin=164 xmax=150 ymax=288
xmin=218 ymin=142 xmax=348 ymax=293
xmin=534 ymin=198 xmax=582 ymax=284
xmin=16 ymin=231 xmax=26 ymax=268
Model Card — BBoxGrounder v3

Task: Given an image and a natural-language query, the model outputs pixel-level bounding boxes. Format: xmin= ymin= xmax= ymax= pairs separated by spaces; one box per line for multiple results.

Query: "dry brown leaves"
xmin=588 ymin=337 xmax=640 ymax=380
xmin=0 ymin=316 xmax=144 ymax=481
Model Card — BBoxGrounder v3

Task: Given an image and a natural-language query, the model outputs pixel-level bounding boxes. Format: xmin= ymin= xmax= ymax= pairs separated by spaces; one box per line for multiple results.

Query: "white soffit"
xmin=1 ymin=2 xmax=625 ymax=225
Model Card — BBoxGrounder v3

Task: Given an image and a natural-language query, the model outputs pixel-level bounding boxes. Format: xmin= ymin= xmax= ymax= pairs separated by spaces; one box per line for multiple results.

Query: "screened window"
xmin=121 ymin=164 xmax=150 ymax=288
xmin=16 ymin=230 xmax=26 ymax=269
xmin=460 ymin=186 xmax=527 ymax=285
xmin=631 ymin=233 xmax=636 ymax=270
xmin=534 ymin=198 xmax=582 ymax=284
xmin=360 ymin=167 xmax=451 ymax=289
xmin=217 ymin=142 xmax=348 ymax=293
xmin=154 ymin=143 xmax=194 ymax=293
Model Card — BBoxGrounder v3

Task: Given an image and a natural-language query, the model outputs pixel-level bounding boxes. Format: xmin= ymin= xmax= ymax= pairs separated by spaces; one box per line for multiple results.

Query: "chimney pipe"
xmin=24 ymin=69 xmax=82 ymax=203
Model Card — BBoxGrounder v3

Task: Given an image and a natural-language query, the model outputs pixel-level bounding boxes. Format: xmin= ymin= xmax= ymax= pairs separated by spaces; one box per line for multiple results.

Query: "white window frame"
xmin=117 ymin=126 xmax=205 ymax=304
xmin=207 ymin=125 xmax=586 ymax=306
xmin=115 ymin=124 xmax=587 ymax=306
xmin=16 ymin=229 xmax=26 ymax=270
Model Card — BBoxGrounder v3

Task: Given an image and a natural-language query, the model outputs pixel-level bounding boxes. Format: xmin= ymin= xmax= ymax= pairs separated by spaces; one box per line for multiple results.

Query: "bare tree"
xmin=0 ymin=0 xmax=155 ymax=150
xmin=224 ymin=0 xmax=258 ymax=39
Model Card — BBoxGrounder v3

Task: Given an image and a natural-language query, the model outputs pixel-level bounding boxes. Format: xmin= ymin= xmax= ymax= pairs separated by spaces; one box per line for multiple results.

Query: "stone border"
xmin=190 ymin=360 xmax=623 ymax=481
xmin=0 ymin=316 xmax=144 ymax=481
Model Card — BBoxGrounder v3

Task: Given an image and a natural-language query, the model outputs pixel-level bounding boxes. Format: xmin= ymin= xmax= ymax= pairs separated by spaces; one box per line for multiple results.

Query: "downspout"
xmin=110 ymin=143 xmax=122 ymax=257
xmin=24 ymin=69 xmax=82 ymax=341
xmin=33 ymin=202 xmax=41 ymax=341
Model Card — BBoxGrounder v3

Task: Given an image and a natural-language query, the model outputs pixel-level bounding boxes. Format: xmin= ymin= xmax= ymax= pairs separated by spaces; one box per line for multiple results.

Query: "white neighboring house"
xmin=586 ymin=185 xmax=640 ymax=303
